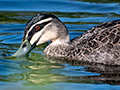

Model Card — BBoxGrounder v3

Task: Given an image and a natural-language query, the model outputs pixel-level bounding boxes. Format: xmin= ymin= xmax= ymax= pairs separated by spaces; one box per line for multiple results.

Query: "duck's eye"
xmin=35 ymin=25 xmax=40 ymax=30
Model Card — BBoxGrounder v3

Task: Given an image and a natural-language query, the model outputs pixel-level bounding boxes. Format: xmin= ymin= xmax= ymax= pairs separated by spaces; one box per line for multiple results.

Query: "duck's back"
xmin=71 ymin=20 xmax=120 ymax=65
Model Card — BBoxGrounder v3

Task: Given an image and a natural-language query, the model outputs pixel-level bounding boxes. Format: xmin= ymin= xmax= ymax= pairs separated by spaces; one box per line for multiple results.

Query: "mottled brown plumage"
xmin=44 ymin=20 xmax=120 ymax=65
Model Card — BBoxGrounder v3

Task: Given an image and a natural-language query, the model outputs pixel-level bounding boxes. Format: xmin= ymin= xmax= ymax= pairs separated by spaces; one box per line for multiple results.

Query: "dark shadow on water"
xmin=45 ymin=55 xmax=120 ymax=85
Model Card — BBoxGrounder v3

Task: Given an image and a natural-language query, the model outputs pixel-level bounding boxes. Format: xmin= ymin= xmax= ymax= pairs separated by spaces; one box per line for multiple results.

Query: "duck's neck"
xmin=44 ymin=35 xmax=72 ymax=57
xmin=52 ymin=34 xmax=71 ymax=44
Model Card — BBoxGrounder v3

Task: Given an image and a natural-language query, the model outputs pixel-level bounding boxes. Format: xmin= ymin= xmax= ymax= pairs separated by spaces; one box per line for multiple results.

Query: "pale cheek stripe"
xmin=30 ymin=31 xmax=42 ymax=45
xmin=29 ymin=23 xmax=50 ymax=45
xmin=25 ymin=18 xmax=52 ymax=38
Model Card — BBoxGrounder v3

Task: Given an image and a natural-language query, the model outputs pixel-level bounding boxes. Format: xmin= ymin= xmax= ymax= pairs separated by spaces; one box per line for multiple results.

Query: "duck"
xmin=12 ymin=13 xmax=120 ymax=65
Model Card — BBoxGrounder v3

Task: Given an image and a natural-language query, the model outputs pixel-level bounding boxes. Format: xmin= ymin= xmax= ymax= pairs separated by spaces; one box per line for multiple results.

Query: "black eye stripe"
xmin=27 ymin=20 xmax=52 ymax=42
xmin=33 ymin=20 xmax=52 ymax=31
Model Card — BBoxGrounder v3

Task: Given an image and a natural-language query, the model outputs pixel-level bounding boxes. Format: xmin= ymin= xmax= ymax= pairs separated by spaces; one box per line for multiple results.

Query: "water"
xmin=0 ymin=0 xmax=120 ymax=90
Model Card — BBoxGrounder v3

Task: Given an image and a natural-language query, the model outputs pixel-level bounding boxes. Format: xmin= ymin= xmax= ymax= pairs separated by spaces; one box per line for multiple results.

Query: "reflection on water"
xmin=0 ymin=52 xmax=120 ymax=89
xmin=0 ymin=53 xmax=99 ymax=86
xmin=0 ymin=0 xmax=120 ymax=89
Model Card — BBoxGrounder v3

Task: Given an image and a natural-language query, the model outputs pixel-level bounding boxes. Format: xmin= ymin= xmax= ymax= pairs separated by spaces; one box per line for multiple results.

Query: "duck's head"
xmin=12 ymin=13 xmax=70 ymax=57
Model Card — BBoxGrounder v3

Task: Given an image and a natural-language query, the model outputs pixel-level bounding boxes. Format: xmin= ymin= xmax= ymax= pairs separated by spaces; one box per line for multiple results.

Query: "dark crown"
xmin=25 ymin=13 xmax=57 ymax=30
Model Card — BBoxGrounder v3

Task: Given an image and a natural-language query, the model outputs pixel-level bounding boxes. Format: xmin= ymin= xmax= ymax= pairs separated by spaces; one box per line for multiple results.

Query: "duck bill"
xmin=12 ymin=39 xmax=35 ymax=57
